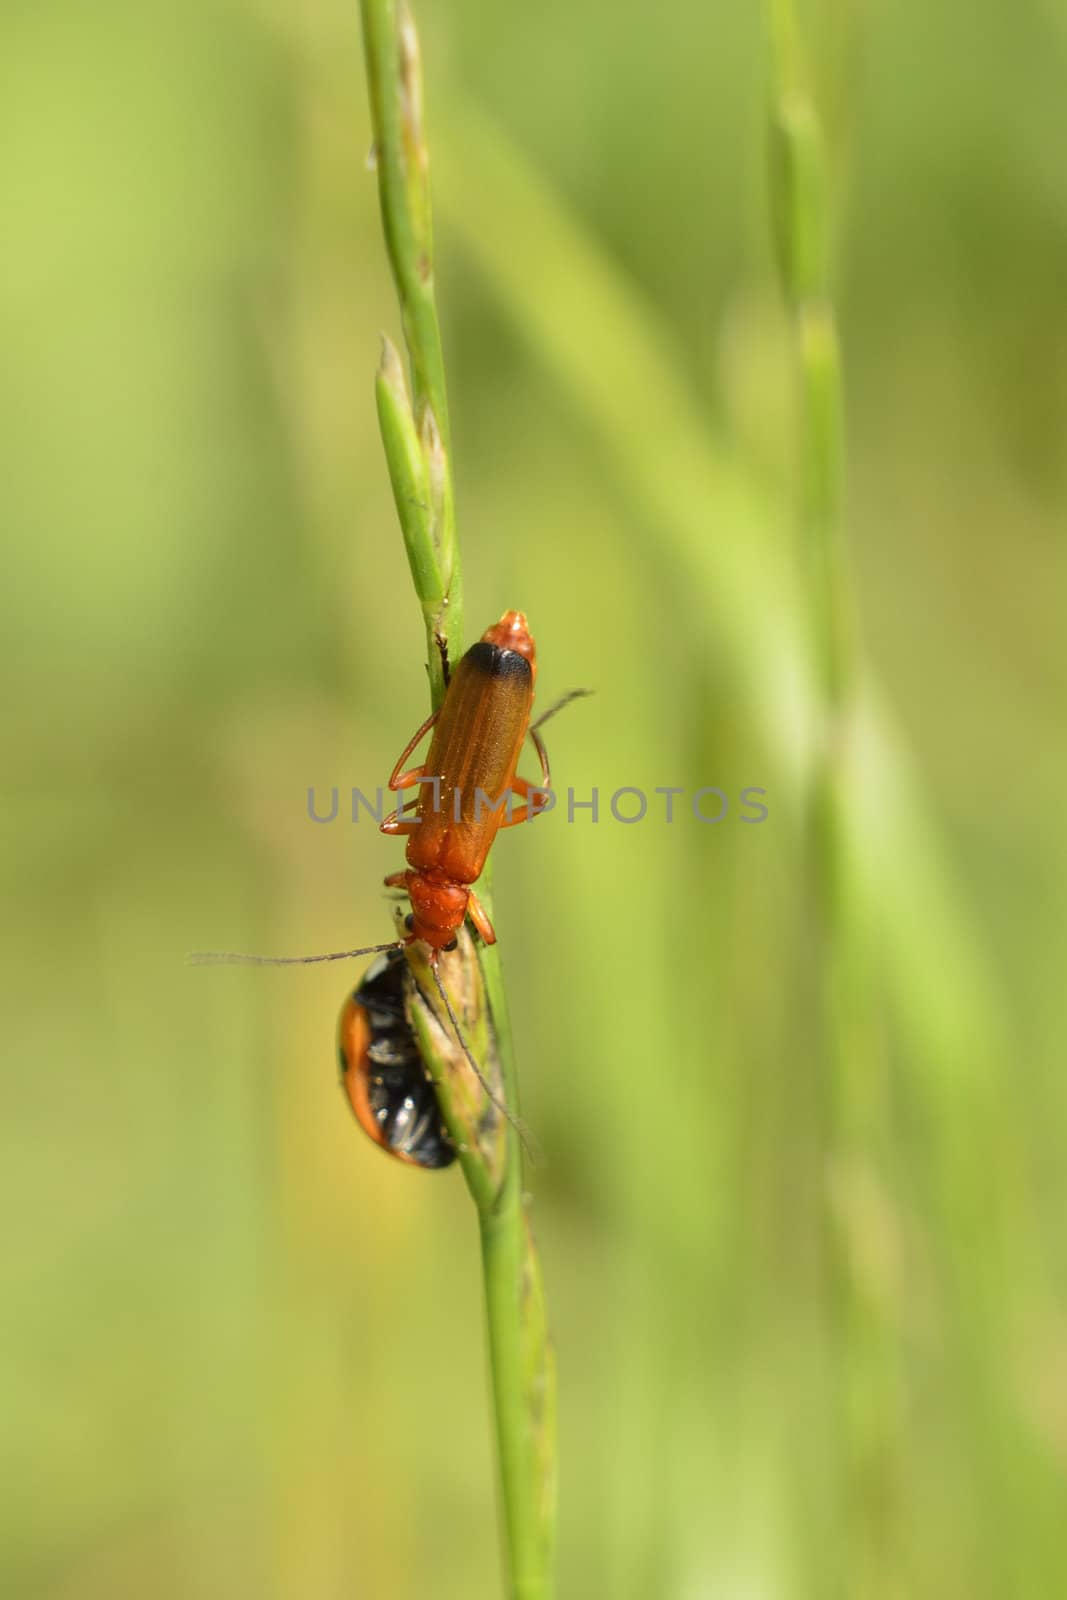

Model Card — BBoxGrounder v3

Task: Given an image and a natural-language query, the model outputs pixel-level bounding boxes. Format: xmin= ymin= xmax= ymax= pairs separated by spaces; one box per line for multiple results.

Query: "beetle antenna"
xmin=530 ymin=687 xmax=594 ymax=733
xmin=527 ymin=689 xmax=595 ymax=791
xmin=428 ymin=957 xmax=534 ymax=1158
xmin=188 ymin=940 xmax=406 ymax=967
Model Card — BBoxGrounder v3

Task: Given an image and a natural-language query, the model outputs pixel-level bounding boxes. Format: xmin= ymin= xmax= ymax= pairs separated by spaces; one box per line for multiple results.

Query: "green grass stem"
xmin=358 ymin=4 xmax=556 ymax=1595
xmin=765 ymin=2 xmax=902 ymax=1587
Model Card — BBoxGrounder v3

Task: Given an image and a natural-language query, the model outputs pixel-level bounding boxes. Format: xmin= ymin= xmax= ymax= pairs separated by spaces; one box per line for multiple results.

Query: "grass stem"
xmin=765 ymin=2 xmax=901 ymax=1588
xmin=358 ymin=4 xmax=556 ymax=1594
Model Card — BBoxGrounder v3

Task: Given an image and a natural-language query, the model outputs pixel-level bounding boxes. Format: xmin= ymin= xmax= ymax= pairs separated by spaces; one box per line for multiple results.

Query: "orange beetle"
xmin=380 ymin=611 xmax=549 ymax=952
xmin=189 ymin=610 xmax=576 ymax=981
xmin=190 ymin=610 xmax=582 ymax=1127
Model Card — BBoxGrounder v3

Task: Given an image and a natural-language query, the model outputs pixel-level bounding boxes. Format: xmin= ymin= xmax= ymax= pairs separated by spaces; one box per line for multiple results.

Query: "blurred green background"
xmin=4 ymin=1 xmax=1066 ymax=1596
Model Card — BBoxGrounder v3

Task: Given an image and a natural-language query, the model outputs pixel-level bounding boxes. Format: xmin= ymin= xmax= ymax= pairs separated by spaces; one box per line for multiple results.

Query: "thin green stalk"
xmin=766 ymin=2 xmax=900 ymax=1591
xmin=358 ymin=4 xmax=556 ymax=1596
xmin=363 ymin=0 xmax=460 ymax=703
xmin=766 ymin=0 xmax=852 ymax=714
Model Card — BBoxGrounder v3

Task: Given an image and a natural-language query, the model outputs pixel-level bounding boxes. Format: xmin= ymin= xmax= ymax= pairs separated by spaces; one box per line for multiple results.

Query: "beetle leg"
xmin=528 ymin=724 xmax=551 ymax=789
xmin=383 ymin=871 xmax=411 ymax=889
xmin=435 ymin=631 xmax=451 ymax=689
xmin=380 ymin=815 xmax=421 ymax=836
xmin=390 ymin=759 xmax=430 ymax=794
xmin=380 ymin=794 xmax=420 ymax=831
xmin=467 ymin=890 xmax=497 ymax=945
xmin=388 ymin=712 xmax=439 ymax=790
xmin=495 ymin=774 xmax=553 ymax=829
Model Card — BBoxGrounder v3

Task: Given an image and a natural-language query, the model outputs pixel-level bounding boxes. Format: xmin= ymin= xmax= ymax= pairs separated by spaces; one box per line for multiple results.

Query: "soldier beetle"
xmin=380 ymin=609 xmax=553 ymax=949
xmin=191 ymin=611 xmax=586 ymax=1136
